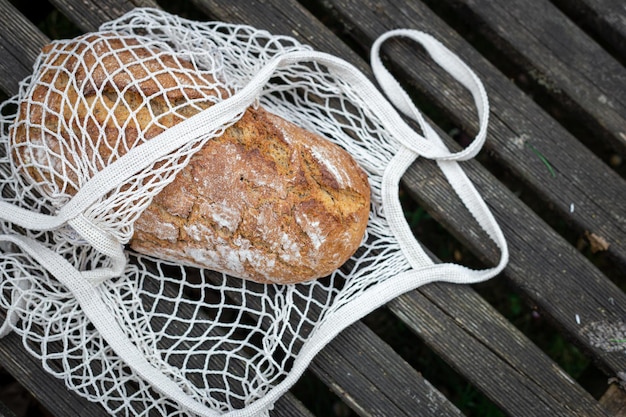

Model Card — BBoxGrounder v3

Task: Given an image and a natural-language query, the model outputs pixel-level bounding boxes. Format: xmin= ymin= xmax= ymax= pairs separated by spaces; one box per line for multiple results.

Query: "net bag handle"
xmin=372 ymin=29 xmax=509 ymax=285
xmin=371 ymin=29 xmax=489 ymax=162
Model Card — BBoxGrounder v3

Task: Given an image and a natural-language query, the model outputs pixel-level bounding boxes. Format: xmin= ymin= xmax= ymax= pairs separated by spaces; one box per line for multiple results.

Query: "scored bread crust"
xmin=10 ymin=33 xmax=371 ymax=284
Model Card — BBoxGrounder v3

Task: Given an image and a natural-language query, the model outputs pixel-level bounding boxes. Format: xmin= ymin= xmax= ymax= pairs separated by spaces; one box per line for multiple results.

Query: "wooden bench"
xmin=0 ymin=0 xmax=624 ymax=416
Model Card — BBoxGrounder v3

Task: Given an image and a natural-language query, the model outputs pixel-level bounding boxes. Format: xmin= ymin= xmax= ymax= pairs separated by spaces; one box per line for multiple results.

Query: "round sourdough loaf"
xmin=10 ymin=33 xmax=371 ymax=284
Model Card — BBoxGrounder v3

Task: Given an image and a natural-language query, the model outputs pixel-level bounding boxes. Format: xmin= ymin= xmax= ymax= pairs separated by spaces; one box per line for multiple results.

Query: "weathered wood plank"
xmin=272 ymin=393 xmax=316 ymax=417
xmin=0 ymin=0 xmax=49 ymax=94
xmin=391 ymin=282 xmax=613 ymax=416
xmin=403 ymin=149 xmax=626 ymax=357
xmin=48 ymin=0 xmax=159 ymax=33
xmin=319 ymin=0 xmax=626 ymax=268
xmin=311 ymin=321 xmax=464 ymax=417
xmin=551 ymin=0 xmax=626 ymax=62
xmin=430 ymin=0 xmax=626 ymax=162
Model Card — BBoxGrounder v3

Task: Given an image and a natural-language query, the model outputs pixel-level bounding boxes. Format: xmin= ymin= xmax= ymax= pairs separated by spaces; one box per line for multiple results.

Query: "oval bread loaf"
xmin=10 ymin=33 xmax=371 ymax=284
xmin=132 ymin=106 xmax=370 ymax=284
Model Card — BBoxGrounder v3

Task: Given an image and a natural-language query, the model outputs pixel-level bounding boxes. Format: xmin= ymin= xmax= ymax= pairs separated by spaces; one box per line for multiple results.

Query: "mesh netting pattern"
xmin=0 ymin=7 xmax=506 ymax=417
xmin=0 ymin=8 xmax=410 ymax=416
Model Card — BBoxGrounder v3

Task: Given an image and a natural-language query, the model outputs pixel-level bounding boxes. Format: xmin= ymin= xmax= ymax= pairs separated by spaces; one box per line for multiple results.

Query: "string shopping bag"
xmin=0 ymin=8 xmax=507 ymax=416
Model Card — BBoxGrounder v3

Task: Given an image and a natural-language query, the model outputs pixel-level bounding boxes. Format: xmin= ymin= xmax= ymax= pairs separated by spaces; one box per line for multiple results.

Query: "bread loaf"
xmin=10 ymin=33 xmax=371 ymax=284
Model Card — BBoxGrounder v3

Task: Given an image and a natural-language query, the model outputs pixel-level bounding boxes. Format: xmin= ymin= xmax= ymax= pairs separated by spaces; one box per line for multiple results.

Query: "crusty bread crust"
xmin=11 ymin=33 xmax=371 ymax=284
xmin=131 ymin=106 xmax=370 ymax=283
xmin=11 ymin=33 xmax=222 ymax=197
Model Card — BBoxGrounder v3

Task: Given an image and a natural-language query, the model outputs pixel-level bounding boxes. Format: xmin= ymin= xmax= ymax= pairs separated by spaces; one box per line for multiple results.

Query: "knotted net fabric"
xmin=0 ymin=8 xmax=507 ymax=417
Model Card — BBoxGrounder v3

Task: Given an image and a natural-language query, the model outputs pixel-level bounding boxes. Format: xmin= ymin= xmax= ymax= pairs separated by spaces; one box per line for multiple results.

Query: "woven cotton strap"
xmin=373 ymin=29 xmax=508 ymax=283
xmin=371 ymin=29 xmax=489 ymax=162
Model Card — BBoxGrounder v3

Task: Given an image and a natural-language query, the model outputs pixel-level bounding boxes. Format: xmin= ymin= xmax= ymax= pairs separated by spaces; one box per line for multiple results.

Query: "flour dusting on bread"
xmin=131 ymin=106 xmax=371 ymax=283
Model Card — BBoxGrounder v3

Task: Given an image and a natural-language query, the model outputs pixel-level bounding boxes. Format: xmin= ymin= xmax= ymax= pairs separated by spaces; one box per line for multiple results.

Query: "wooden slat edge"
xmin=322 ymin=0 xmax=626 ymax=267
xmin=392 ymin=283 xmax=613 ymax=416
xmin=0 ymin=0 xmax=49 ymax=94
xmin=433 ymin=0 xmax=626 ymax=157
xmin=551 ymin=0 xmax=626 ymax=62
xmin=48 ymin=0 xmax=159 ymax=33
xmin=311 ymin=321 xmax=463 ymax=416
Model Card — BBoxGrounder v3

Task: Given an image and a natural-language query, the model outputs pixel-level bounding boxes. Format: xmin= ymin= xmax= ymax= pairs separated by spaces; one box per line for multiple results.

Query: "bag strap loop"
xmin=371 ymin=29 xmax=489 ymax=162
xmin=374 ymin=29 xmax=508 ymax=283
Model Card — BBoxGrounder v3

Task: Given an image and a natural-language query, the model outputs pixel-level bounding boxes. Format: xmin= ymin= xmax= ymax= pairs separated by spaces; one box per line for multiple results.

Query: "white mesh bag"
xmin=0 ymin=8 xmax=508 ymax=417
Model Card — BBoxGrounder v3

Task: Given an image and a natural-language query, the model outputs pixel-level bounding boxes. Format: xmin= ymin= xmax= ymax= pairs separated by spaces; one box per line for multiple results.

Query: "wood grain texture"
xmin=401 ymin=150 xmax=626 ymax=373
xmin=430 ymin=0 xmax=626 ymax=162
xmin=551 ymin=0 xmax=626 ymax=62
xmin=310 ymin=322 xmax=464 ymax=417
xmin=48 ymin=0 xmax=159 ymax=32
xmin=0 ymin=0 xmax=49 ymax=94
xmin=391 ymin=282 xmax=613 ymax=416
xmin=271 ymin=394 xmax=316 ymax=417
xmin=319 ymin=0 xmax=626 ymax=268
